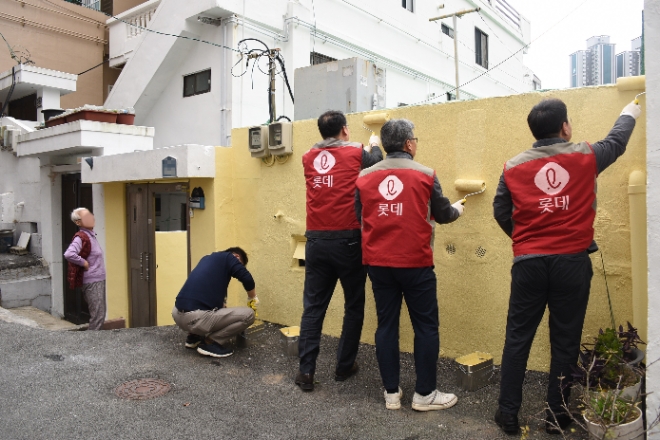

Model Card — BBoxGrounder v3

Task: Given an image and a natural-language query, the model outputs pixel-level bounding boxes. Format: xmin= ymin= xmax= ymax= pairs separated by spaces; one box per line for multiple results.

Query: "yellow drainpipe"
xmin=628 ymin=170 xmax=647 ymax=344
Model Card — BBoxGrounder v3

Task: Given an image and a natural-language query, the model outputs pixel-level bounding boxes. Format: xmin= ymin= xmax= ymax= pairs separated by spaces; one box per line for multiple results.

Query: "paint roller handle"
xmin=621 ymin=100 xmax=642 ymax=120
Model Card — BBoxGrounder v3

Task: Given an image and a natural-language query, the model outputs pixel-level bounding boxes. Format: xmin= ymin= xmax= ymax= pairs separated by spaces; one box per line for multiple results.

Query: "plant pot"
xmin=584 ymin=406 xmax=643 ymax=440
xmin=45 ymin=117 xmax=67 ymax=128
xmin=66 ymin=110 xmax=117 ymax=124
xmin=41 ymin=108 xmax=65 ymax=121
xmin=116 ymin=113 xmax=135 ymax=125
xmin=626 ymin=348 xmax=645 ymax=367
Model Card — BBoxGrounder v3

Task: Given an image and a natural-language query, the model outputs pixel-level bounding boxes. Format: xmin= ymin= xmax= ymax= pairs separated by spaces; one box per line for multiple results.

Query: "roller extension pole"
xmin=453 ymin=14 xmax=459 ymax=100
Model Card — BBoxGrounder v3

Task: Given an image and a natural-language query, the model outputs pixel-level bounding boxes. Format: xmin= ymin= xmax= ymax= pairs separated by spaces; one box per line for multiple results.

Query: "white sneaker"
xmin=384 ymin=387 xmax=403 ymax=410
xmin=411 ymin=390 xmax=458 ymax=411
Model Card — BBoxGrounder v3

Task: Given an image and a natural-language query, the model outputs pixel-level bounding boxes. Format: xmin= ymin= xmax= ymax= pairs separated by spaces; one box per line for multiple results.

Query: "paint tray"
xmin=455 ymin=352 xmax=495 ymax=392
xmin=236 ymin=320 xmax=265 ymax=347
xmin=279 ymin=326 xmax=300 ymax=357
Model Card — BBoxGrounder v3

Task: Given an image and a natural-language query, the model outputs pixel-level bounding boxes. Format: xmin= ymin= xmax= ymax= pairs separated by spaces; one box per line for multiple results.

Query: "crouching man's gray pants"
xmin=172 ymin=306 xmax=255 ymax=345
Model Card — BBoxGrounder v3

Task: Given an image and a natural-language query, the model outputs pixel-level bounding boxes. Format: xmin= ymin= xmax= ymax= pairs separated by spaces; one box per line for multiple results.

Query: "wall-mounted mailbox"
xmin=190 ymin=187 xmax=205 ymax=209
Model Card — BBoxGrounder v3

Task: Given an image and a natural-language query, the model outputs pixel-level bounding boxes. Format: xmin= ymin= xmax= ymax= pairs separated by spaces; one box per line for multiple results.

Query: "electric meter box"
xmin=248 ymin=125 xmax=270 ymax=158
xmin=268 ymin=122 xmax=293 ymax=156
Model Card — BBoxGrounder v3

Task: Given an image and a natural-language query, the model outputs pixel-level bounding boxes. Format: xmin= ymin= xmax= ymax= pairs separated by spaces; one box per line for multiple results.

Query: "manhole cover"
xmin=114 ymin=378 xmax=171 ymax=400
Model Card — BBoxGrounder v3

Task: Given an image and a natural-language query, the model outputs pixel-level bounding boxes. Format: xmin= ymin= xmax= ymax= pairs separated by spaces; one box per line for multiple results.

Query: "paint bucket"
xmin=0 ymin=229 xmax=13 ymax=253
xmin=280 ymin=326 xmax=299 ymax=357
xmin=236 ymin=320 xmax=265 ymax=348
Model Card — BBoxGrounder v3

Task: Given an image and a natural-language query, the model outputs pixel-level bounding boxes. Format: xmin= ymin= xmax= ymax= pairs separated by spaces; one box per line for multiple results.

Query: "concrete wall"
xmin=219 ymin=85 xmax=645 ymax=373
xmin=0 ymin=0 xmax=110 ymax=109
xmin=644 ymin=0 xmax=660 ymax=434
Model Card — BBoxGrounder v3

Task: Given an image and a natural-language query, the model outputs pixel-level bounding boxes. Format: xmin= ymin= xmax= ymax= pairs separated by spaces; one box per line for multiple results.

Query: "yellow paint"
xmin=155 ymin=231 xmax=188 ymax=326
xmin=224 ymin=84 xmax=645 ymax=372
xmin=281 ymin=326 xmax=300 ymax=337
xmin=455 ymin=352 xmax=493 ymax=367
xmin=103 ymin=182 xmax=130 ymax=326
xmin=628 ymin=171 xmax=647 ymax=344
xmin=100 ymin=83 xmax=646 ymax=373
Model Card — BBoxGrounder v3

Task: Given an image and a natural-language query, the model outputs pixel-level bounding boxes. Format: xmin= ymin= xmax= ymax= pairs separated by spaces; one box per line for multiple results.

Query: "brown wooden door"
xmin=127 ymin=184 xmax=155 ymax=327
xmin=62 ymin=174 xmax=93 ymax=325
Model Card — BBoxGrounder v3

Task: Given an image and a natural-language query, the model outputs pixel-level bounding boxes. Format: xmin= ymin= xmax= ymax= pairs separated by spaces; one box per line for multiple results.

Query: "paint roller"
xmin=455 ymin=179 xmax=486 ymax=204
xmin=362 ymin=112 xmax=390 ymax=137
xmin=616 ymin=76 xmax=645 ymax=103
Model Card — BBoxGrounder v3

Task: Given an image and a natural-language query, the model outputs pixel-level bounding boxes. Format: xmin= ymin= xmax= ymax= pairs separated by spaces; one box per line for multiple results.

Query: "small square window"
xmin=183 ymin=69 xmax=211 ymax=97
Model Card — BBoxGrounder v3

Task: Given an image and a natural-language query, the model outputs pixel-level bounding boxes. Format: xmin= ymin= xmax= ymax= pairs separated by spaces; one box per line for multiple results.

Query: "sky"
xmin=505 ymin=0 xmax=645 ymax=89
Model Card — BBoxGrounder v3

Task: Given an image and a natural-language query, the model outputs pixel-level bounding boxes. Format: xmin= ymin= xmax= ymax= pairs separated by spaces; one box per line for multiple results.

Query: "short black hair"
xmin=224 ymin=247 xmax=248 ymax=266
xmin=380 ymin=119 xmax=415 ymax=154
xmin=527 ymin=98 xmax=568 ymax=140
xmin=317 ymin=110 xmax=346 ymax=139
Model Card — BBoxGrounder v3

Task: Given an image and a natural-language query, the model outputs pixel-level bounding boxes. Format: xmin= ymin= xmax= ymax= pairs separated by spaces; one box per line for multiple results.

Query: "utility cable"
xmin=77 ymin=58 xmax=109 ymax=75
xmin=0 ymin=66 xmax=16 ymax=117
xmin=408 ymin=0 xmax=593 ymax=106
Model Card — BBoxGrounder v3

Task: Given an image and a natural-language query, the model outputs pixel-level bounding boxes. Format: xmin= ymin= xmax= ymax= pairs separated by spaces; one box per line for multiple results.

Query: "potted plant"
xmin=572 ymin=323 xmax=645 ymax=403
xmin=583 ymin=388 xmax=644 ymax=440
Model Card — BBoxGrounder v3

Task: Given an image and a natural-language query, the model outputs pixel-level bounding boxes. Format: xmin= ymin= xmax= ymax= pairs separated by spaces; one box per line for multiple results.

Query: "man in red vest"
xmin=355 ymin=119 xmax=464 ymax=411
xmin=295 ymin=110 xmax=383 ymax=391
xmin=493 ymin=98 xmax=641 ymax=435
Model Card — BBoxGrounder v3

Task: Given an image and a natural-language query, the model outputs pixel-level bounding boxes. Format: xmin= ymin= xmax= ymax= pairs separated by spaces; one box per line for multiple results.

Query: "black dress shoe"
xmin=335 ymin=362 xmax=359 ymax=382
xmin=494 ymin=408 xmax=520 ymax=435
xmin=545 ymin=411 xmax=573 ymax=435
xmin=295 ymin=372 xmax=314 ymax=391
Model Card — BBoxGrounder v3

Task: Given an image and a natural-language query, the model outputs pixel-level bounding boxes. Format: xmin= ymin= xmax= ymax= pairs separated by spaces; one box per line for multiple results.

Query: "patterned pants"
xmin=82 ymin=281 xmax=106 ymax=330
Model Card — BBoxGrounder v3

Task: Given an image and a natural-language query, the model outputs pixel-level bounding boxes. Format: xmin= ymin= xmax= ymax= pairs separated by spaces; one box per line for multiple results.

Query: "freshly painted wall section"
xmin=155 ymin=231 xmax=188 ymax=326
xmin=103 ymin=182 xmax=130 ymax=326
xmin=224 ymin=85 xmax=645 ymax=372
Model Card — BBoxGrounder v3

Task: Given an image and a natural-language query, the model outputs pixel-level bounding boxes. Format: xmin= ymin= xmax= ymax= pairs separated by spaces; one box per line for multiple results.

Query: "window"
xmin=441 ymin=23 xmax=454 ymax=39
xmin=475 ymin=28 xmax=489 ymax=69
xmin=310 ymin=52 xmax=337 ymax=65
xmin=402 ymin=0 xmax=413 ymax=12
xmin=183 ymin=69 xmax=211 ymax=97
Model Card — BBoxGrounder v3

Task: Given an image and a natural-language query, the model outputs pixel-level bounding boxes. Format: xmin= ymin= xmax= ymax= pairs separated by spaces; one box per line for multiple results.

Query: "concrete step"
xmin=0 ymin=306 xmax=77 ymax=331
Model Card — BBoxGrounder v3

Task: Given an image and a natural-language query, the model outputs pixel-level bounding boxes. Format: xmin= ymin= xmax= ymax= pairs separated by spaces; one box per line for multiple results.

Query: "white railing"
xmin=81 ymin=0 xmax=100 ymax=11
xmin=107 ymin=0 xmax=161 ymax=67
xmin=493 ymin=0 xmax=521 ymax=30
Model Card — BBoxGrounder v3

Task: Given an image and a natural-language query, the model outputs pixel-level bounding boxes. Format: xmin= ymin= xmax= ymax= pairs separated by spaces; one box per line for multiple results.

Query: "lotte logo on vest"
xmin=313 ymin=151 xmax=336 ymax=174
xmin=534 ymin=162 xmax=570 ymax=195
xmin=379 ymin=175 xmax=404 ymax=200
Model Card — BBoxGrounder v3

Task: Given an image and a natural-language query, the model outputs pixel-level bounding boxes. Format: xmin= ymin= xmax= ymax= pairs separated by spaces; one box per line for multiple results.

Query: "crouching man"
xmin=172 ymin=247 xmax=258 ymax=358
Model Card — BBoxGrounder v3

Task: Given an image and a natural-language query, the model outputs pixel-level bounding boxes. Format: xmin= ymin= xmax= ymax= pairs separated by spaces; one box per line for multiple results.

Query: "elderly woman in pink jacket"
xmin=64 ymin=208 xmax=106 ymax=330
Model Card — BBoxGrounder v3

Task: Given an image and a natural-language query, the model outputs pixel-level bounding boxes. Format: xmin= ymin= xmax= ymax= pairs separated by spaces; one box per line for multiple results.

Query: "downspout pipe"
xmin=629 ymin=170 xmax=648 ymax=345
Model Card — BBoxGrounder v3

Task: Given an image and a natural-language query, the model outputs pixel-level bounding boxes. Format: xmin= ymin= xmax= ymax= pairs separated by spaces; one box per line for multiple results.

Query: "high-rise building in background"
xmin=616 ymin=37 xmax=642 ymax=79
xmin=569 ymin=36 xmax=617 ymax=87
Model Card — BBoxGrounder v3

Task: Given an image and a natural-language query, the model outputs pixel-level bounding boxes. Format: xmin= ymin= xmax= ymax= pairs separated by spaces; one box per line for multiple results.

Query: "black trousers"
xmin=368 ymin=266 xmax=439 ymax=396
xmin=298 ymin=237 xmax=366 ymax=375
xmin=498 ymin=253 xmax=593 ymax=415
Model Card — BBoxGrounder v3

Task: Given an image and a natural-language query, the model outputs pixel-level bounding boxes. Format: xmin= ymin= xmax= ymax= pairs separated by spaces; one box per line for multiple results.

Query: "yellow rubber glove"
xmin=247 ymin=298 xmax=259 ymax=319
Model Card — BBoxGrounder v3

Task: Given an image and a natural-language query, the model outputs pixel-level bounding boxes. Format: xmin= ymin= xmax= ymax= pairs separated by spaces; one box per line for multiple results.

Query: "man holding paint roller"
xmin=295 ymin=110 xmax=383 ymax=391
xmin=355 ymin=119 xmax=465 ymax=411
xmin=493 ymin=98 xmax=641 ymax=435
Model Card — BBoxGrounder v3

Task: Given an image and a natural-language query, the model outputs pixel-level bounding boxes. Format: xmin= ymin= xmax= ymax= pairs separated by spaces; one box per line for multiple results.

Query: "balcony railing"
xmin=64 ymin=0 xmax=101 ymax=11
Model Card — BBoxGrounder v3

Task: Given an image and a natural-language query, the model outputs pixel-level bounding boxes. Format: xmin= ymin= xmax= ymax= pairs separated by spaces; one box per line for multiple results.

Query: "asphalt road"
xmin=0 ymin=320 xmax=587 ymax=439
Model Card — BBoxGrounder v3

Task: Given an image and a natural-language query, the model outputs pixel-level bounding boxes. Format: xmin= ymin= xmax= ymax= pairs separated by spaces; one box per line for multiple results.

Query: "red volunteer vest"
xmin=303 ymin=141 xmax=363 ymax=231
xmin=356 ymin=158 xmax=436 ymax=267
xmin=503 ymin=141 xmax=598 ymax=257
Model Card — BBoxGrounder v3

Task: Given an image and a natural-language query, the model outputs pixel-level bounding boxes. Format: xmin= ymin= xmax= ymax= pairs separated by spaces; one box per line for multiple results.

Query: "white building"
xmin=105 ymin=0 xmax=536 ymax=148
xmin=570 ymin=35 xmax=617 ymax=88
xmin=616 ymin=36 xmax=642 ymax=79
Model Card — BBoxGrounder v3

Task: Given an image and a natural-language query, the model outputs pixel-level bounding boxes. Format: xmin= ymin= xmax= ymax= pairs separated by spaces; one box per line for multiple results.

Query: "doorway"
xmin=127 ymin=183 xmax=190 ymax=327
xmin=61 ymin=173 xmax=93 ymax=324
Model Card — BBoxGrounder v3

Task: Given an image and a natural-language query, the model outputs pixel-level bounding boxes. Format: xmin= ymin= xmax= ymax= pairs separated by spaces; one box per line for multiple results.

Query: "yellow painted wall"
xmin=189 ymin=178 xmax=215 ymax=268
xmin=155 ymin=231 xmax=188 ymax=325
xmin=103 ymin=182 xmax=130 ymax=325
xmin=221 ymin=84 xmax=645 ymax=372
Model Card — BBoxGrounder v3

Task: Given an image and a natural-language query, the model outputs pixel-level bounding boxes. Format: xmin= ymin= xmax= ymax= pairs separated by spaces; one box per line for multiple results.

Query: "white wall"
xmin=645 ymin=0 xmax=660 ymax=435
xmin=107 ymin=0 xmax=535 ymax=147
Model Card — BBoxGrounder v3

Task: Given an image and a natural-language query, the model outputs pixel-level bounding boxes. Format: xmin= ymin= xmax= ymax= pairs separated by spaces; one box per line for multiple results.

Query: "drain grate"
xmin=475 ymin=246 xmax=487 ymax=258
xmin=446 ymin=244 xmax=456 ymax=255
xmin=115 ymin=378 xmax=171 ymax=400
xmin=44 ymin=354 xmax=64 ymax=361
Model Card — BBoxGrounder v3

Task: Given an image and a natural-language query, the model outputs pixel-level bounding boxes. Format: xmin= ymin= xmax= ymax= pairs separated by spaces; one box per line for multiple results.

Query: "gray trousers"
xmin=82 ymin=281 xmax=106 ymax=331
xmin=172 ymin=306 xmax=255 ymax=345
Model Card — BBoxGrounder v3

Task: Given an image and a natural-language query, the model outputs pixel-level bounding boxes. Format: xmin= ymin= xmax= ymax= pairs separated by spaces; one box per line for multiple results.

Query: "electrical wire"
xmin=407 ymin=0 xmax=594 ymax=106
xmin=77 ymin=58 xmax=109 ymax=75
xmin=0 ymin=66 xmax=16 ymax=117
